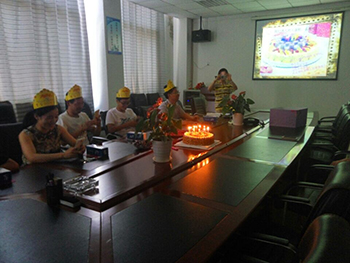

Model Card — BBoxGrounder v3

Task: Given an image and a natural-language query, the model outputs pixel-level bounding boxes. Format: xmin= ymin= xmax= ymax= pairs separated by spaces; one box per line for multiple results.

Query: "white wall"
xmin=192 ymin=3 xmax=350 ymax=118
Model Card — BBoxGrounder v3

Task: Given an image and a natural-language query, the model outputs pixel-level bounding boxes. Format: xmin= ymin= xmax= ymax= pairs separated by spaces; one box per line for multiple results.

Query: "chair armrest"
xmin=309 ymin=143 xmax=339 ymax=152
xmin=295 ymin=181 xmax=324 ymax=188
xmin=279 ymin=195 xmax=311 ymax=204
xmin=318 ymin=116 xmax=336 ymax=122
xmin=335 ymin=150 xmax=350 ymax=156
xmin=309 ymin=164 xmax=335 ymax=171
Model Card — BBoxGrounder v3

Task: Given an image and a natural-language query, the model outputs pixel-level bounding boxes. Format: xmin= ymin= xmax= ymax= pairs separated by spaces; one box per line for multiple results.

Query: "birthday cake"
xmin=183 ymin=131 xmax=214 ymax=146
xmin=266 ymin=34 xmax=319 ymax=66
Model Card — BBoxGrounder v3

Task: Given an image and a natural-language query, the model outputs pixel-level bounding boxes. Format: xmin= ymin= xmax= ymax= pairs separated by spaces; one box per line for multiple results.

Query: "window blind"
xmin=121 ymin=0 xmax=166 ymax=94
xmin=0 ymin=0 xmax=93 ymax=118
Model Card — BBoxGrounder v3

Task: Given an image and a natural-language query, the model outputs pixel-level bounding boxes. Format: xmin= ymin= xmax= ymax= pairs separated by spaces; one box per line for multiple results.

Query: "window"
xmin=121 ymin=0 xmax=167 ymax=94
xmin=0 ymin=0 xmax=93 ymax=114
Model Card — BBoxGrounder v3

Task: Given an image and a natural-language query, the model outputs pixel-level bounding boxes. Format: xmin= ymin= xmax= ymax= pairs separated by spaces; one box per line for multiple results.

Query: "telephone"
xmin=244 ymin=117 xmax=264 ymax=127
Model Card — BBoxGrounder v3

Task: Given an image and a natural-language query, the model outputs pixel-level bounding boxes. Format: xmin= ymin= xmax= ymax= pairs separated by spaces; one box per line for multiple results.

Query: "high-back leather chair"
xmin=228 ymin=214 xmax=350 ymax=263
xmin=0 ymin=101 xmax=16 ymax=124
xmin=190 ymin=97 xmax=206 ymax=116
xmin=130 ymin=93 xmax=150 ymax=118
xmin=0 ymin=122 xmax=23 ymax=165
xmin=146 ymin=93 xmax=160 ymax=106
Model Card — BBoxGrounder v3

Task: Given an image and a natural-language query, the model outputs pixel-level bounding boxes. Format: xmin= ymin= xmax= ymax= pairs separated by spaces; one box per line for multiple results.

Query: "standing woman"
xmin=19 ymin=89 xmax=84 ymax=165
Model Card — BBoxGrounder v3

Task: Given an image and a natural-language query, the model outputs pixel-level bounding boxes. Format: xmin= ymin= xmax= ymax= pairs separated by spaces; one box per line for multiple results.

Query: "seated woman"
xmin=158 ymin=80 xmax=198 ymax=124
xmin=19 ymin=89 xmax=84 ymax=165
xmin=106 ymin=87 xmax=139 ymax=138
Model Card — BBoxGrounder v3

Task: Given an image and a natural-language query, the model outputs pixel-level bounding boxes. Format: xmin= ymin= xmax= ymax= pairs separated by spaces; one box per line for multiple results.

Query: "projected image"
xmin=253 ymin=12 xmax=343 ymax=80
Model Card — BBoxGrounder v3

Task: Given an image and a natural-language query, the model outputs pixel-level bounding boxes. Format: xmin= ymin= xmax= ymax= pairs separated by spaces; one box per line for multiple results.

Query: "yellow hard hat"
xmin=33 ymin=89 xmax=58 ymax=109
xmin=116 ymin=87 xmax=130 ymax=98
xmin=164 ymin=80 xmax=175 ymax=93
xmin=65 ymin=84 xmax=82 ymax=101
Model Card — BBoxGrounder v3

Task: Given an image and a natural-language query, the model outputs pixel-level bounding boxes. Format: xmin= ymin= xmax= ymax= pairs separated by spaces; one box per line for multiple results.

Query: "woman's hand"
xmin=62 ymin=146 xmax=83 ymax=159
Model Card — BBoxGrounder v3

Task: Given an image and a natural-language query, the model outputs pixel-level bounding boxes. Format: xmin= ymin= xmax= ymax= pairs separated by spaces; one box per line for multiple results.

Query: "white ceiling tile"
xmin=261 ymin=3 xmax=293 ymax=9
xmin=138 ymin=0 xmax=172 ymax=8
xmin=129 ymin=0 xmax=349 ymax=19
xmin=216 ymin=8 xmax=244 ymax=15
xmin=154 ymin=5 xmax=183 ymax=13
xmin=321 ymin=0 xmax=348 ymax=2
xmin=160 ymin=0 xmax=189 ymax=4
xmin=226 ymin=0 xmax=256 ymax=3
xmin=177 ymin=2 xmax=204 ymax=10
xmin=129 ymin=0 xmax=153 ymax=3
xmin=209 ymin=4 xmax=240 ymax=12
xmin=289 ymin=0 xmax=322 ymax=7
xmin=189 ymin=8 xmax=221 ymax=16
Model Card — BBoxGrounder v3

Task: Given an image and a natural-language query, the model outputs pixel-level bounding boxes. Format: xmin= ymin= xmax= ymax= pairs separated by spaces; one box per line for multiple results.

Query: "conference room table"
xmin=0 ymin=110 xmax=318 ymax=263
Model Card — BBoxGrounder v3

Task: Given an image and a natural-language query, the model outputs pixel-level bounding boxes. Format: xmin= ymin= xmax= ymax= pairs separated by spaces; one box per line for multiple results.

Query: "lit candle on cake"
xmin=183 ymin=124 xmax=214 ymax=146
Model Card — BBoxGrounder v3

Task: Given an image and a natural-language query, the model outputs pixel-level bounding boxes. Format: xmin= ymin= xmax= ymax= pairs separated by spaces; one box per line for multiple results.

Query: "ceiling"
xmin=129 ymin=0 xmax=350 ymax=18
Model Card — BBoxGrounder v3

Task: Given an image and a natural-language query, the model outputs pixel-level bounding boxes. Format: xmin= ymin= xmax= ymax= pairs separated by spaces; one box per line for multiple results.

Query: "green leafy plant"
xmin=136 ymin=98 xmax=182 ymax=141
xmin=219 ymin=91 xmax=255 ymax=115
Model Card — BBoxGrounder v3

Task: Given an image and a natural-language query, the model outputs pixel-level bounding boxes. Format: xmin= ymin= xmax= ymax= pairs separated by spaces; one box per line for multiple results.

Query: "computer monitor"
xmin=183 ymin=90 xmax=200 ymax=108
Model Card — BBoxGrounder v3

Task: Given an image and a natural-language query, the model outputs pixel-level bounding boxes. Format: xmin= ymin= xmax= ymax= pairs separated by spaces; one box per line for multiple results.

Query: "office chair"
xmin=222 ymin=214 xmax=350 ymax=263
xmin=130 ymin=93 xmax=149 ymax=118
xmin=0 ymin=101 xmax=17 ymax=124
xmin=305 ymin=111 xmax=350 ymax=165
xmin=190 ymin=97 xmax=206 ymax=116
xmin=0 ymin=122 xmax=24 ymax=165
xmin=81 ymin=100 xmax=93 ymax=119
xmin=277 ymin=161 xmax=350 ymax=227
xmin=146 ymin=92 xmax=160 ymax=105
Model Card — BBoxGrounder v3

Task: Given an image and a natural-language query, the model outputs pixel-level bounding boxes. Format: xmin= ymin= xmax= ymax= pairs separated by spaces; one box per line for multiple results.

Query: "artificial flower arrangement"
xmin=219 ymin=91 xmax=255 ymax=115
xmin=136 ymin=98 xmax=182 ymax=142
xmin=194 ymin=82 xmax=205 ymax=90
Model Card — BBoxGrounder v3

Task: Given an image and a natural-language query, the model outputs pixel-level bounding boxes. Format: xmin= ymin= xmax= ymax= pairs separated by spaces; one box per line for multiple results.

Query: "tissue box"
xmin=0 ymin=168 xmax=12 ymax=188
xmin=127 ymin=131 xmax=150 ymax=141
xmin=86 ymin=144 xmax=109 ymax=158
xmin=270 ymin=108 xmax=308 ymax=128
xmin=203 ymin=113 xmax=221 ymax=123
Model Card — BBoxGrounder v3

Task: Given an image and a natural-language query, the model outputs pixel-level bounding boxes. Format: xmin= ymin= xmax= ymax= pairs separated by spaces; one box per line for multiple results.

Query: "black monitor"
xmin=183 ymin=90 xmax=200 ymax=107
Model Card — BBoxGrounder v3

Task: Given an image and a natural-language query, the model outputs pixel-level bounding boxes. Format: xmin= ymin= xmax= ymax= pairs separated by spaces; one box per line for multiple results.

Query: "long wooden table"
xmin=0 ymin=110 xmax=318 ymax=263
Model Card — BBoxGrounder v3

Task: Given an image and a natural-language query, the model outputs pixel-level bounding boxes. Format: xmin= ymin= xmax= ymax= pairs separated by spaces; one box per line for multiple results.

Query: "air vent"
xmin=196 ymin=0 xmax=229 ymax=8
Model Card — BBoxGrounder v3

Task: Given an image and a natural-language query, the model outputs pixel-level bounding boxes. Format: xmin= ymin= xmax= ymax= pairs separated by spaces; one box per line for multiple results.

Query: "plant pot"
xmin=233 ymin=113 xmax=244 ymax=126
xmin=152 ymin=139 xmax=172 ymax=163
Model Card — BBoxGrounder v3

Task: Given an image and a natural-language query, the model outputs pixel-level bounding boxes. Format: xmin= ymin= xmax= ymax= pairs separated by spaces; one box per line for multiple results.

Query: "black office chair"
xmin=223 ymin=214 xmax=350 ymax=263
xmin=0 ymin=122 xmax=24 ymax=165
xmin=190 ymin=97 xmax=206 ymax=116
xmin=130 ymin=93 xmax=149 ymax=118
xmin=82 ymin=100 xmax=93 ymax=119
xmin=276 ymin=161 xmax=350 ymax=227
xmin=305 ymin=111 xmax=350 ymax=165
xmin=0 ymin=101 xmax=17 ymax=124
xmin=315 ymin=102 xmax=350 ymax=131
xmin=146 ymin=92 xmax=160 ymax=106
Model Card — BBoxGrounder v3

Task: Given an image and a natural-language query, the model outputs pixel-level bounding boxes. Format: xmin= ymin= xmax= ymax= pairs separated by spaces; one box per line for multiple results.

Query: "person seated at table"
xmin=19 ymin=89 xmax=84 ymax=165
xmin=106 ymin=87 xmax=139 ymax=138
xmin=0 ymin=156 xmax=19 ymax=172
xmin=57 ymin=84 xmax=101 ymax=145
xmin=158 ymin=80 xmax=198 ymax=123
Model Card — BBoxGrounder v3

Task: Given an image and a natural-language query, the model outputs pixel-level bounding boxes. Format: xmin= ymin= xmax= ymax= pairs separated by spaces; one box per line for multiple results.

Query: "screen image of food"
xmin=253 ymin=12 xmax=343 ymax=80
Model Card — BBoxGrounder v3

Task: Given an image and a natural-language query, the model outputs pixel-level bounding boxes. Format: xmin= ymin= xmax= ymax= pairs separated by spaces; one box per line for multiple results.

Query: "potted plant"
xmin=136 ymin=98 xmax=182 ymax=162
xmin=218 ymin=91 xmax=255 ymax=126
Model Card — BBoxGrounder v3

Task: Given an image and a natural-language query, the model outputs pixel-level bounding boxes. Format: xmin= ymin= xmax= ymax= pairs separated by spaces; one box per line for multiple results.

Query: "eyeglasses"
xmin=119 ymin=100 xmax=130 ymax=106
xmin=170 ymin=91 xmax=180 ymax=95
